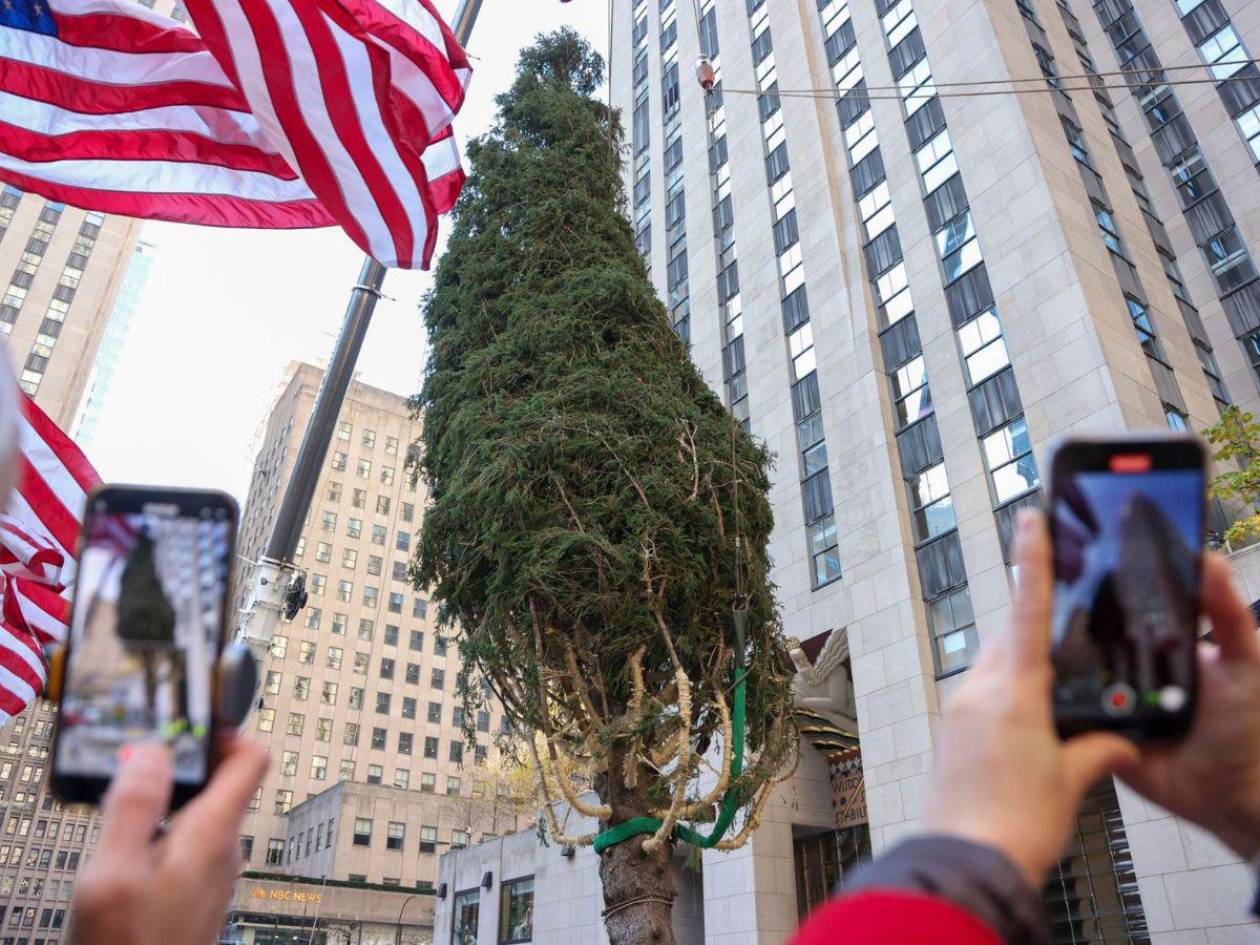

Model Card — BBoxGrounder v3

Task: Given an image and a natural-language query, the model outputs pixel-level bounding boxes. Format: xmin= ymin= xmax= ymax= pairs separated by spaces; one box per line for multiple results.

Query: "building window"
xmin=256 ymin=708 xmax=275 ymax=733
xmin=936 ymin=212 xmax=982 ymax=282
xmin=371 ymin=726 xmax=388 ymax=750
xmin=393 ymin=768 xmax=410 ymax=790
xmin=1236 ymin=102 xmax=1260 ymax=161
xmin=406 ymin=663 xmax=421 ymax=685
xmin=342 ymin=548 xmax=358 ymax=569
xmin=306 ymin=606 xmax=322 ymax=628
xmin=293 ymin=677 xmax=310 ymax=701
xmin=315 ymin=717 xmax=332 ymax=742
xmin=367 ymin=764 xmax=383 ymax=784
xmin=424 ymin=737 xmax=439 ymax=759
xmin=353 ymin=818 xmax=372 ymax=846
xmin=339 ymin=759 xmax=355 ymax=781
xmin=373 ymin=524 xmax=387 ymax=545
xmin=357 ymin=458 xmax=372 ymax=479
xmin=907 ymin=463 xmax=955 ymax=544
xmin=327 ymin=481 xmax=342 ymax=502
xmin=402 ymin=696 xmax=417 ymax=719
xmin=1094 ymin=204 xmax=1124 ymax=255
xmin=450 ymin=742 xmax=464 ymax=764
xmin=389 ymin=592 xmax=404 ymax=613
xmin=344 ymin=721 xmax=360 ymax=745
xmin=381 ymin=465 xmax=395 ymax=486
xmin=274 ymin=790 xmax=293 ymax=815
xmin=1126 ymin=297 xmax=1165 ymax=360
xmin=280 ymin=751 xmax=299 ymax=777
xmin=1199 ymin=25 xmax=1247 ymax=80
xmin=929 ymin=586 xmax=977 ymax=675
xmin=432 ymin=668 xmax=446 ymax=689
xmin=891 ymin=355 xmax=932 ymax=427
xmin=353 ymin=488 xmax=367 ymax=509
xmin=1165 ymin=405 xmax=1189 ymax=431
xmin=337 ymin=580 xmax=353 ymax=602
xmin=958 ymin=311 xmax=1009 ymax=385
xmin=380 ymin=657 xmax=395 ymax=680
xmin=298 ymin=641 xmax=315 ymax=664
xmin=500 ymin=878 xmax=535 ymax=945
xmin=286 ymin=713 xmax=304 ymax=737
xmin=350 ymin=687 xmax=365 ymax=710
xmin=310 ymin=756 xmax=327 ymax=781
xmin=331 ymin=451 xmax=347 ymax=471
xmin=387 ymin=822 xmax=405 ymax=850
xmin=983 ymin=418 xmax=1039 ymax=504
xmin=266 ymin=839 xmax=284 ymax=865
xmin=451 ymin=829 xmax=470 ymax=850
xmin=808 ymin=513 xmax=841 ymax=587
xmin=331 ymin=612 xmax=347 ymax=635
xmin=410 ymin=630 xmax=424 ymax=651
xmin=453 ymin=890 xmax=480 ymax=944
xmin=362 ymin=429 xmax=376 ymax=449
xmin=376 ymin=692 xmax=392 ymax=714
xmin=270 ymin=635 xmax=288 ymax=659
xmin=326 ymin=647 xmax=343 ymax=671
xmin=321 ymin=681 xmax=338 ymax=705
xmin=1205 ymin=226 xmax=1255 ymax=293
xmin=420 ymin=826 xmax=438 ymax=853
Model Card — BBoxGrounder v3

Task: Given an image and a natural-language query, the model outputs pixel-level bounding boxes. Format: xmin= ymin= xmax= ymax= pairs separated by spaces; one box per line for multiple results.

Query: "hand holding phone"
xmin=1049 ymin=436 xmax=1206 ymax=741
xmin=51 ymin=486 xmax=238 ymax=809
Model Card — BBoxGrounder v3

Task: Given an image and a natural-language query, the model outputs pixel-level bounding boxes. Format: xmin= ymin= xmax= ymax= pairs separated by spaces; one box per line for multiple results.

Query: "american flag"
xmin=0 ymin=0 xmax=470 ymax=269
xmin=0 ymin=395 xmax=98 ymax=724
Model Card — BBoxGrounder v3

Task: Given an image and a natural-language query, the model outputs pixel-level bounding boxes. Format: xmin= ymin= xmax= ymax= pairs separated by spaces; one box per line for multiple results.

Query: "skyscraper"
xmin=226 ymin=363 xmax=527 ymax=943
xmin=609 ymin=0 xmax=1260 ymax=938
xmin=71 ymin=240 xmax=157 ymax=449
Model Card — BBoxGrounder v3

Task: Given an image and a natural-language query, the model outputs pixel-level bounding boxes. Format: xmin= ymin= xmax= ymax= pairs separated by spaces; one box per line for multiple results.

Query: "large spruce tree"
xmin=415 ymin=30 xmax=796 ymax=943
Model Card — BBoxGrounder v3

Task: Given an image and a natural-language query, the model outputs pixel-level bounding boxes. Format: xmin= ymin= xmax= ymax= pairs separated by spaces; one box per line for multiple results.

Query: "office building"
xmin=225 ymin=362 xmax=528 ymax=945
xmin=72 ymin=239 xmax=157 ymax=448
xmin=595 ymin=0 xmax=1260 ymax=939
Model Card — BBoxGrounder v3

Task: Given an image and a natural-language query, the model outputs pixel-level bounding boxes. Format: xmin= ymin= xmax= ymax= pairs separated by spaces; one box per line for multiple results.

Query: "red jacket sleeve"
xmin=790 ymin=890 xmax=1003 ymax=945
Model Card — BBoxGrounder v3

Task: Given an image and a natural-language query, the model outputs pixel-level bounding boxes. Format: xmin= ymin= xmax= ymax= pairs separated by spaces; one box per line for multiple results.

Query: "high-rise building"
xmin=226 ymin=362 xmax=527 ymax=944
xmin=601 ymin=0 xmax=1260 ymax=939
xmin=71 ymin=239 xmax=157 ymax=449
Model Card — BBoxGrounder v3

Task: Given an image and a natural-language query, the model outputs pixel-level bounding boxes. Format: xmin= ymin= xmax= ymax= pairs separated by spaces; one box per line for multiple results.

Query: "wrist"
xmin=925 ymin=820 xmax=1048 ymax=890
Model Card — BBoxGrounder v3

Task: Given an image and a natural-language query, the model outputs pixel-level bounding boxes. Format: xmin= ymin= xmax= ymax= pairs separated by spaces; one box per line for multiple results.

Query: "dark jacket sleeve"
xmin=793 ymin=835 xmax=1049 ymax=945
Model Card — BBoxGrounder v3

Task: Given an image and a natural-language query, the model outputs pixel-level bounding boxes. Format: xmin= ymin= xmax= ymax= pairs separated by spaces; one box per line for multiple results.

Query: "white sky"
xmin=87 ymin=1 xmax=610 ymax=504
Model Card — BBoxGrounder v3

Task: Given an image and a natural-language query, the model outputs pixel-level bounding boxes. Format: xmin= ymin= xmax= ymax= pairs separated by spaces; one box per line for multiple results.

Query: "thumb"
xmin=1062 ymin=733 xmax=1139 ymax=799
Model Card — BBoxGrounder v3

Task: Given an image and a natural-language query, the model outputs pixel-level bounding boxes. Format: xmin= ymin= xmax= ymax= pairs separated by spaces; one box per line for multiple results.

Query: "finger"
xmin=1062 ymin=732 xmax=1139 ymax=799
xmin=96 ymin=743 xmax=173 ymax=862
xmin=169 ymin=735 xmax=268 ymax=840
xmin=1010 ymin=510 xmax=1054 ymax=670
xmin=1202 ymin=552 xmax=1260 ymax=663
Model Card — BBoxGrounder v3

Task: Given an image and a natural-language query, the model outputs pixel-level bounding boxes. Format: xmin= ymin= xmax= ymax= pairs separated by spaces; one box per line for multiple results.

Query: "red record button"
xmin=1102 ymin=683 xmax=1137 ymax=717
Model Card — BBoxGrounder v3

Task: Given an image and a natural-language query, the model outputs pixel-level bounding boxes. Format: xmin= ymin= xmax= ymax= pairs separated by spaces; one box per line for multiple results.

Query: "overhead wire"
xmin=713 ymin=57 xmax=1260 ymax=103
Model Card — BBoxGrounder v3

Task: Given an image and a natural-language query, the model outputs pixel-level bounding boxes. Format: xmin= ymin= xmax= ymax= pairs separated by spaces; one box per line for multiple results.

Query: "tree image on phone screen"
xmin=56 ymin=510 xmax=230 ymax=785
xmin=1052 ymin=464 xmax=1201 ymax=735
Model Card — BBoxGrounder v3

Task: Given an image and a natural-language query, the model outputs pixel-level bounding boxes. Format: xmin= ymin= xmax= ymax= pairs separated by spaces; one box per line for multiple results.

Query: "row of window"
xmin=661 ymin=0 xmax=691 ymax=339
xmin=632 ymin=0 xmax=652 ymax=268
xmin=285 ymin=574 xmax=421 ymax=611
xmin=450 ymin=878 xmax=535 ymax=945
xmin=324 ymin=481 xmax=415 ymax=519
xmin=749 ymin=0 xmax=841 ymax=590
xmin=258 ymin=702 xmax=503 ymax=739
xmin=294 ymin=610 xmax=427 ymax=641
xmin=1045 ymin=0 xmax=1232 ymax=408
xmin=1025 ymin=14 xmax=1192 ymax=430
xmin=0 ymin=820 xmax=90 ymax=847
xmin=261 ymin=668 xmax=448 ymax=705
xmin=1 ymin=907 xmax=64 ymax=934
xmin=1090 ymin=0 xmax=1260 ymax=385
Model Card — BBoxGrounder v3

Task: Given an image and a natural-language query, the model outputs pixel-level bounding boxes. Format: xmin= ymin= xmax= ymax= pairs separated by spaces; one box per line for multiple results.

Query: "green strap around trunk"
xmin=592 ymin=668 xmax=747 ymax=854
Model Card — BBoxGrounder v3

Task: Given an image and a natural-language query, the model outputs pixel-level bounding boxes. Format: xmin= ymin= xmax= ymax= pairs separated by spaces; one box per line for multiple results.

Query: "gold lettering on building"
xmin=250 ymin=887 xmax=323 ymax=904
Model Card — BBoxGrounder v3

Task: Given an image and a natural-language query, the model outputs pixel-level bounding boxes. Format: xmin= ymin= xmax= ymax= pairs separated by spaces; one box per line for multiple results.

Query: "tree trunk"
xmin=597 ymin=763 xmax=677 ymax=945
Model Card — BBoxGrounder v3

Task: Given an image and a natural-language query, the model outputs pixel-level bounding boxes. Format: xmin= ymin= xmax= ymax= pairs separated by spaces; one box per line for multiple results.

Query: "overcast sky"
xmin=87 ymin=1 xmax=610 ymax=503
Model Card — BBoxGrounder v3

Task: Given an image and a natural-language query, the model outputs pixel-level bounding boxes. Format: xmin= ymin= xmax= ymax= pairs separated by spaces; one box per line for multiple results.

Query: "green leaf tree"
xmin=1204 ymin=405 xmax=1260 ymax=546
xmin=414 ymin=29 xmax=796 ymax=944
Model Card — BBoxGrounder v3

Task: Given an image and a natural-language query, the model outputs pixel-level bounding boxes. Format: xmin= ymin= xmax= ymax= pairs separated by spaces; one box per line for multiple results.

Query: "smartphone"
xmin=1049 ymin=435 xmax=1206 ymax=741
xmin=50 ymin=485 xmax=238 ymax=808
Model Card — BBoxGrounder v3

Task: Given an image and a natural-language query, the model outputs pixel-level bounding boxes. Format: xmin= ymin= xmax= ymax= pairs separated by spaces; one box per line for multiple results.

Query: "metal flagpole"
xmin=236 ymin=0 xmax=485 ymax=656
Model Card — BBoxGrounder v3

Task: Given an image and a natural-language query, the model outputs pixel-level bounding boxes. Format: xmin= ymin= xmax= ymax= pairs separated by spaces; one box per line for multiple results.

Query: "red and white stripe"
xmin=0 ymin=0 xmax=335 ymax=230
xmin=0 ymin=396 xmax=99 ymax=726
xmin=0 ymin=0 xmax=469 ymax=268
xmin=184 ymin=0 xmax=471 ymax=268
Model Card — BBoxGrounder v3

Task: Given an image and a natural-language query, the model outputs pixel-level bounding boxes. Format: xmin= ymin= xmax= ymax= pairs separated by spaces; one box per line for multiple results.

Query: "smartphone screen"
xmin=52 ymin=487 xmax=237 ymax=806
xmin=1050 ymin=438 xmax=1204 ymax=740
